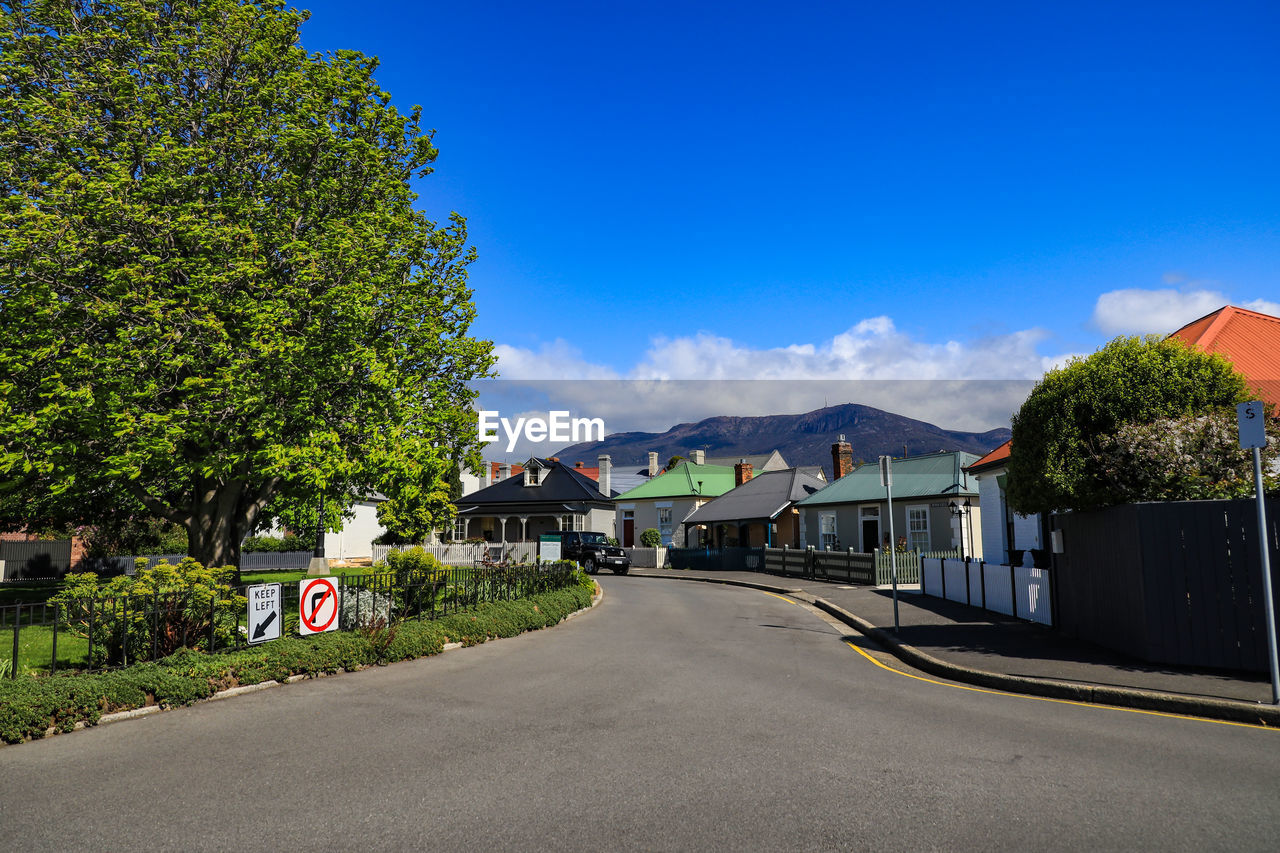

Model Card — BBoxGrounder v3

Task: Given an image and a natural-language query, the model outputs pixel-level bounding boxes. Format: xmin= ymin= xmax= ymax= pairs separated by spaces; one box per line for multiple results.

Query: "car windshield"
xmin=580 ymin=533 xmax=607 ymax=544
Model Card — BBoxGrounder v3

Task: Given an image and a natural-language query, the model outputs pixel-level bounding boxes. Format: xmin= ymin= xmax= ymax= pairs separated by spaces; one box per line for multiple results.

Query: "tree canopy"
xmin=0 ymin=0 xmax=493 ymax=565
xmin=1006 ymin=336 xmax=1253 ymax=515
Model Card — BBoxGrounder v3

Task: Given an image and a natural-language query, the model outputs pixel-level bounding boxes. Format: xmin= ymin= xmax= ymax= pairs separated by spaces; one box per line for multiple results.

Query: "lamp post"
xmin=948 ymin=499 xmax=972 ymax=560
xmin=307 ymin=491 xmax=327 ymax=576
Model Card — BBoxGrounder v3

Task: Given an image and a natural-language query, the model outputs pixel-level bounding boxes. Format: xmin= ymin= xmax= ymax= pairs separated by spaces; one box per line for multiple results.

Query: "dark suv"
xmin=553 ymin=531 xmax=630 ymax=575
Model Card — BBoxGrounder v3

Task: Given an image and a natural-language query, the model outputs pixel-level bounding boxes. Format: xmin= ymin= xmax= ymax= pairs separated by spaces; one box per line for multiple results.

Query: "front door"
xmin=623 ymin=512 xmax=634 ymax=547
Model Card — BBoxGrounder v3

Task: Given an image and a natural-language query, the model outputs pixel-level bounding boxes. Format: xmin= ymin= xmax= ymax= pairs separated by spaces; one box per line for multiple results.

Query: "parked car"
xmin=551 ymin=531 xmax=630 ymax=575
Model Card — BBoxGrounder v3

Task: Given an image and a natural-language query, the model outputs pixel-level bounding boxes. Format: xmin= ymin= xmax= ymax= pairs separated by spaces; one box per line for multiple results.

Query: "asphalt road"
xmin=3 ymin=576 xmax=1278 ymax=852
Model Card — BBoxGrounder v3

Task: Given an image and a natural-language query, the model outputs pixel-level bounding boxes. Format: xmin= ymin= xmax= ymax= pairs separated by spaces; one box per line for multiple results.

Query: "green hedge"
xmin=0 ymin=581 xmax=595 ymax=745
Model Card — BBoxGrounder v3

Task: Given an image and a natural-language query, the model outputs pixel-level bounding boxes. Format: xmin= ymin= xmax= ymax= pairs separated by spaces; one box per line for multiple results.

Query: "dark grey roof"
xmin=704 ymin=451 xmax=788 ymax=470
xmin=455 ymin=458 xmax=615 ymax=511
xmin=683 ymin=468 xmax=827 ymax=525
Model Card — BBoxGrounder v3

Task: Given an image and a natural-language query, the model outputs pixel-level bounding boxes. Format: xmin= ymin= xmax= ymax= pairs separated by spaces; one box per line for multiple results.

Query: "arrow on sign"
xmin=252 ymin=609 xmax=278 ymax=641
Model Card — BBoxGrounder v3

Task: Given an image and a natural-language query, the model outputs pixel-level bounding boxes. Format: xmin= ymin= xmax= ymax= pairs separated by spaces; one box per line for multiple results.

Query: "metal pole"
xmin=886 ymin=485 xmax=899 ymax=633
xmin=1252 ymin=447 xmax=1279 ymax=705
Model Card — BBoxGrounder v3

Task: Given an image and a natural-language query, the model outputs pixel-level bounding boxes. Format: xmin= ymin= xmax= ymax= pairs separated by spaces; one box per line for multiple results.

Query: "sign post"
xmin=880 ymin=456 xmax=899 ymax=633
xmin=1237 ymin=401 xmax=1278 ymax=704
xmin=246 ymin=583 xmax=282 ymax=645
xmin=539 ymin=533 xmax=562 ymax=564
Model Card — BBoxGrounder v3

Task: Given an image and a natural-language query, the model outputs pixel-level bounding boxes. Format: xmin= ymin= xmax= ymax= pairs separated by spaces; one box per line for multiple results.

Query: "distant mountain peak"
xmin=552 ymin=403 xmax=1010 ymax=477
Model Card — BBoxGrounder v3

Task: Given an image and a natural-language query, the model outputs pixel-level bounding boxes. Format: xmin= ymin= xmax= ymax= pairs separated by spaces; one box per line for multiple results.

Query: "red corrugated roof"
xmin=965 ymin=439 xmax=1011 ymax=473
xmin=1168 ymin=305 xmax=1280 ymax=405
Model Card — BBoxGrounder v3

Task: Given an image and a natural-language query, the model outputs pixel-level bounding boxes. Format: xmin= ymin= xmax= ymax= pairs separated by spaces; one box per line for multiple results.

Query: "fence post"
xmin=51 ymin=603 xmax=58 ymax=674
xmin=940 ymin=558 xmax=947 ymax=600
xmin=1010 ymin=561 xmax=1019 ymax=619
xmin=964 ymin=556 xmax=971 ymax=606
xmin=209 ymin=594 xmax=216 ymax=653
xmin=88 ymin=597 xmax=96 ymax=672
xmin=151 ymin=592 xmax=159 ymax=661
xmin=979 ymin=560 xmax=987 ymax=611
xmin=10 ymin=602 xmax=20 ymax=679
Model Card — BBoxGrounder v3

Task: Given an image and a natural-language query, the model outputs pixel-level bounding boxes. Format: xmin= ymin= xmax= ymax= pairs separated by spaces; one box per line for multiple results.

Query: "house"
xmin=612 ymin=460 xmax=739 ymax=547
xmin=964 ymin=440 xmax=1041 ymax=566
xmin=1168 ymin=304 xmax=1280 ymax=406
xmin=681 ymin=465 xmax=827 ymax=548
xmin=453 ymin=456 xmax=618 ymax=542
xmin=795 ymin=448 xmax=982 ymax=557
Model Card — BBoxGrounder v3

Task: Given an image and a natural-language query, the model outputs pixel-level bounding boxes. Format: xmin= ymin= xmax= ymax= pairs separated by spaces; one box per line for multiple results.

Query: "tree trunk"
xmin=183 ymin=477 xmax=278 ymax=570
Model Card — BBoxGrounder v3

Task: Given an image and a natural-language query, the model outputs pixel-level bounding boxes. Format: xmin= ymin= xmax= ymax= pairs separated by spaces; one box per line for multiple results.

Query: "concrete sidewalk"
xmin=629 ymin=567 xmax=1280 ymax=726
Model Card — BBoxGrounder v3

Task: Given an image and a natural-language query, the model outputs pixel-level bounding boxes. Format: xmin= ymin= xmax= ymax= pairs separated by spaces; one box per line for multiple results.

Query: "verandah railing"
xmin=0 ymin=563 xmax=578 ymax=678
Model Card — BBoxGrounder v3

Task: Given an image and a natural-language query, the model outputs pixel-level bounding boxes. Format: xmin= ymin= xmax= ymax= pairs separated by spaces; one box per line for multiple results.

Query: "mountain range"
xmin=552 ymin=403 xmax=1010 ymax=477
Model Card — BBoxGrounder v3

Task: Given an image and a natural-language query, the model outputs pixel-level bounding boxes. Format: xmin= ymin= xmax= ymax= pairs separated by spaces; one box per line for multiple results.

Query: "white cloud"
xmin=632 ymin=318 xmax=1056 ymax=381
xmin=483 ymin=317 xmax=1064 ymax=440
xmin=491 ymin=341 xmax=619 ymax=380
xmin=1091 ymin=287 xmax=1280 ymax=335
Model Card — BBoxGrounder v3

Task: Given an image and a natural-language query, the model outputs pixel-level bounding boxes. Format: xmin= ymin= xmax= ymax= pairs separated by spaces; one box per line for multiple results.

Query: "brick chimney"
xmin=548 ymin=456 xmax=559 ymax=463
xmin=734 ymin=458 xmax=754 ymax=486
xmin=648 ymin=451 xmax=659 ymax=477
xmin=598 ymin=454 xmax=612 ymax=497
xmin=691 ymin=449 xmax=705 ymax=465
xmin=831 ymin=435 xmax=853 ymax=479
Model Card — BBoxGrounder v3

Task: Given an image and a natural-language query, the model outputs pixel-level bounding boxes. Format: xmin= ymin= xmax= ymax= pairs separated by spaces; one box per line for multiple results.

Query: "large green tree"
xmin=1006 ymin=336 xmax=1252 ymax=515
xmin=0 ymin=0 xmax=493 ymax=566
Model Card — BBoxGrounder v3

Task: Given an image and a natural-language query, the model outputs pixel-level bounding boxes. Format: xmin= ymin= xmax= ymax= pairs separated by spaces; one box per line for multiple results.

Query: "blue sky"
xmin=295 ymin=1 xmax=1279 ymax=437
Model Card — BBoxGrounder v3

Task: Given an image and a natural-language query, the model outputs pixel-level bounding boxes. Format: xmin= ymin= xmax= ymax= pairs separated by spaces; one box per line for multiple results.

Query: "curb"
xmin=43 ymin=584 xmax=606 ymax=741
xmin=633 ymin=571 xmax=1280 ymax=727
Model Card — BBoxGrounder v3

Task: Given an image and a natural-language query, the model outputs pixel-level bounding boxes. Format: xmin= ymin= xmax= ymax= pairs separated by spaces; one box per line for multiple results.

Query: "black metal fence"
xmin=1 ymin=564 xmax=578 ymax=678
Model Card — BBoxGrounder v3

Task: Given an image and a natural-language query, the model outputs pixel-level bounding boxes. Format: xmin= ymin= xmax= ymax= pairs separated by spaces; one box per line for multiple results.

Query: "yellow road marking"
xmin=751 ymin=588 xmax=1275 ymax=732
xmin=844 ymin=640 xmax=1275 ymax=732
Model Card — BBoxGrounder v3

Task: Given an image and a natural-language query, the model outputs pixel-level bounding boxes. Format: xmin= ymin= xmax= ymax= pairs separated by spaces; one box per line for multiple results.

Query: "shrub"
xmin=639 ymin=528 xmax=662 ymax=548
xmin=241 ymin=534 xmax=309 ymax=553
xmin=1008 ymin=336 xmax=1251 ymax=515
xmin=50 ymin=559 xmax=245 ymax=667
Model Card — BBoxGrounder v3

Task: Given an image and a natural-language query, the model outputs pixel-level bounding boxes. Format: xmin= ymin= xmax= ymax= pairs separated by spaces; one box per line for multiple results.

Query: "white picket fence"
xmin=921 ymin=557 xmax=1053 ymax=626
xmin=624 ymin=547 xmax=667 ymax=568
xmin=372 ymin=541 xmax=541 ymax=566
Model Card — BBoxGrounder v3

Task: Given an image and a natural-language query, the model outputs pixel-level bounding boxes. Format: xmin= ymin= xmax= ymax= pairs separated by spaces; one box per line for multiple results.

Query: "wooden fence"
xmin=1053 ymin=499 xmax=1280 ymax=671
xmin=0 ymin=540 xmax=73 ymax=580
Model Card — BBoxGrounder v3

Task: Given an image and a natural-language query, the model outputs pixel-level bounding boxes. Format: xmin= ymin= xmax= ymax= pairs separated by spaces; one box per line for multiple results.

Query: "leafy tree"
xmin=1093 ymin=410 xmax=1278 ymax=502
xmin=0 ymin=1 xmax=493 ymax=566
xmin=664 ymin=455 xmax=686 ymax=471
xmin=1007 ymin=336 xmax=1252 ymax=515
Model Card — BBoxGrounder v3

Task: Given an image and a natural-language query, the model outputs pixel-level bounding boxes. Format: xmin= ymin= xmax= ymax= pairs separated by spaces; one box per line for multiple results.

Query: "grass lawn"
xmin=237 ymin=566 xmax=382 ymax=585
xmin=0 ymin=582 xmax=64 ymax=607
xmin=0 ymin=622 xmax=90 ymax=675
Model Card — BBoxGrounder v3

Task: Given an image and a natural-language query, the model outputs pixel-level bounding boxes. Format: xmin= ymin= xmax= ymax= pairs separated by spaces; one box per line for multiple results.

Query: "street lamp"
xmin=948 ymin=499 xmax=972 ymax=560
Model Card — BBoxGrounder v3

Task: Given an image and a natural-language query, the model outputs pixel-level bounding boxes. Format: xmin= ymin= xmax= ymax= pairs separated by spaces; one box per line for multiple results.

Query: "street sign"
xmin=246 ymin=583 xmax=282 ymax=645
xmin=298 ymin=577 xmax=340 ymax=636
xmin=1237 ymin=400 xmax=1267 ymax=449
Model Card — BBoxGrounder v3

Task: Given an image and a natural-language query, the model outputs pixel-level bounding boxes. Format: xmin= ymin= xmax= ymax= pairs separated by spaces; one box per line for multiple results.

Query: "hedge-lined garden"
xmin=0 ymin=575 xmax=596 ymax=745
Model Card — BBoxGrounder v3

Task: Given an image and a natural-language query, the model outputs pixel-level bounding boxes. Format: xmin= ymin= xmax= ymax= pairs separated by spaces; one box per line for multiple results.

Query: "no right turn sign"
xmin=298 ymin=577 xmax=340 ymax=635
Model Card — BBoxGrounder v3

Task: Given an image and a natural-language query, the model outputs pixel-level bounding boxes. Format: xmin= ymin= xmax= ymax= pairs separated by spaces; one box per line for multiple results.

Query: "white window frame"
xmin=452 ymin=517 xmax=468 ymax=541
xmin=907 ymin=506 xmax=930 ymax=552
xmin=819 ymin=511 xmax=837 ymax=551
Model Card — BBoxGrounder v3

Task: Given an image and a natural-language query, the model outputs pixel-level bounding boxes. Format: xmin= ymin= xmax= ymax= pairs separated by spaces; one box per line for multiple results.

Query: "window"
xmin=560 ymin=514 xmax=583 ymax=531
xmin=819 ymin=512 xmax=837 ymax=550
xmin=452 ymin=517 xmax=468 ymax=541
xmin=908 ymin=506 xmax=929 ymax=552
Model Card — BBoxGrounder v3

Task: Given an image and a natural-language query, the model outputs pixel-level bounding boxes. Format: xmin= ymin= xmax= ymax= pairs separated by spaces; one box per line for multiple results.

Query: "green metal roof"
xmin=796 ymin=451 xmax=981 ymax=506
xmin=613 ymin=461 xmax=738 ymax=501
